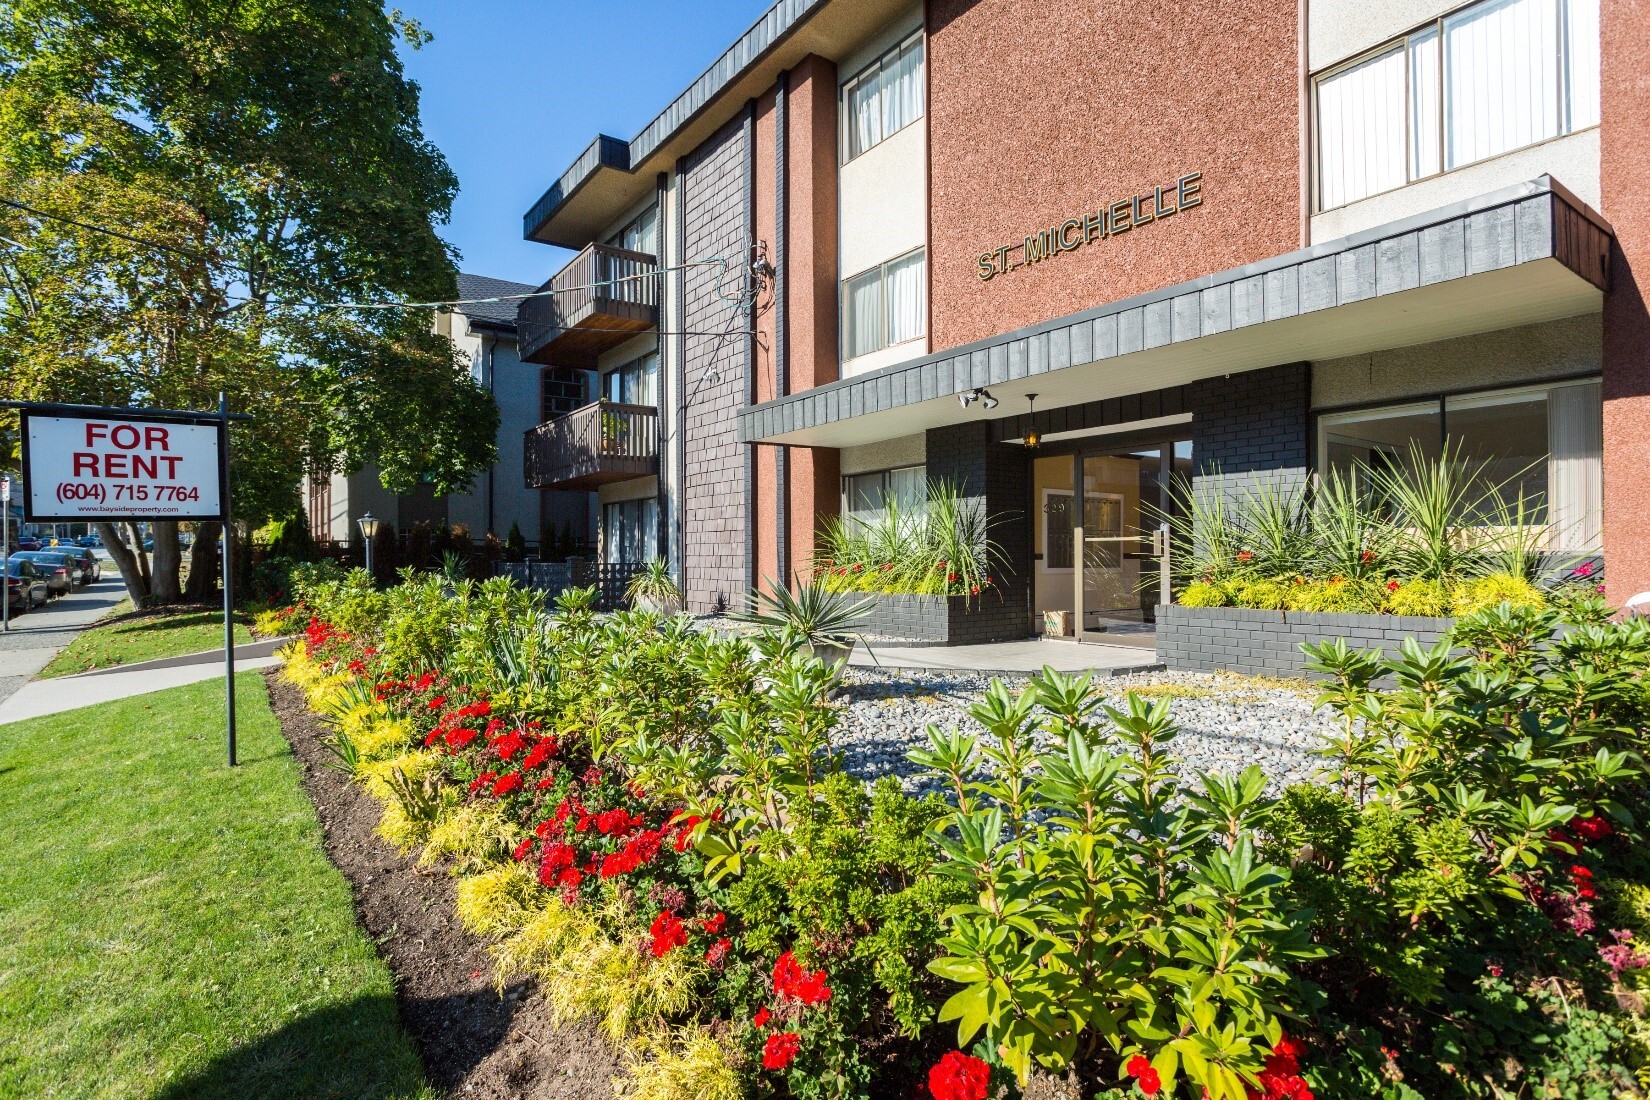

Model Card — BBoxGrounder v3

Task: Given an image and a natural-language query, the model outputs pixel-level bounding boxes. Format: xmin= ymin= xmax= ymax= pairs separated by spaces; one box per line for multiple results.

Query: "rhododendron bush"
xmin=280 ymin=566 xmax=1650 ymax=1099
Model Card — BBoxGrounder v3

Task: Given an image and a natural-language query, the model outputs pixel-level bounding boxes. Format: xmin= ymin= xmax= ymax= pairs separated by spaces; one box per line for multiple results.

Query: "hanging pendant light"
xmin=1023 ymin=393 xmax=1040 ymax=449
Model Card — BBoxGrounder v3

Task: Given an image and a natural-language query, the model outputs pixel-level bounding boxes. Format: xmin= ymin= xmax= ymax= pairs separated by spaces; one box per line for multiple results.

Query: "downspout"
xmin=674 ymin=155 xmax=689 ymax=591
xmin=655 ymin=170 xmax=669 ymax=565
xmin=743 ymin=97 xmax=757 ymax=599
xmin=1299 ymin=0 xmax=1311 ymax=248
xmin=483 ymin=329 xmax=496 ymax=536
xmin=774 ymin=69 xmax=790 ymax=588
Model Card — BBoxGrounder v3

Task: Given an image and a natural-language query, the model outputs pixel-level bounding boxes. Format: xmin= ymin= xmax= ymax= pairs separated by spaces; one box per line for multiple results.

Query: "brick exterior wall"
xmin=857 ymin=592 xmax=1028 ymax=645
xmin=1189 ymin=363 xmax=1311 ymax=501
xmin=925 ymin=420 xmax=1033 ymax=638
xmin=682 ymin=115 xmax=752 ymax=613
xmin=1157 ymin=604 xmax=1454 ymax=680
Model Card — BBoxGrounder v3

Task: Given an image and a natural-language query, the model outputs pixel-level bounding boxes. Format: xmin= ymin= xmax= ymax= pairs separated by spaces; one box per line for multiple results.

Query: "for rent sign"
xmin=21 ymin=411 xmax=224 ymax=522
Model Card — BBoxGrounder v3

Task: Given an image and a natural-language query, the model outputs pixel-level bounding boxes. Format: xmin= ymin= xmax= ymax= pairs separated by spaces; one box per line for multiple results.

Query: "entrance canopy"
xmin=737 ymin=176 xmax=1610 ymax=449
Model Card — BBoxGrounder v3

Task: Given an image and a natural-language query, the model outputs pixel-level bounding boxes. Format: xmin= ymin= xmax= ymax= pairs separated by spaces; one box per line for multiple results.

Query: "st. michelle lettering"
xmin=71 ymin=421 xmax=184 ymax=480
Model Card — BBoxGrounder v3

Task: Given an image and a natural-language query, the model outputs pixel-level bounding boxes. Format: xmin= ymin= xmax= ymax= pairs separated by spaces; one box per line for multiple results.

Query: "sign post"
xmin=2 ymin=475 xmax=10 ymax=634
xmin=3 ymin=397 xmax=251 ymax=765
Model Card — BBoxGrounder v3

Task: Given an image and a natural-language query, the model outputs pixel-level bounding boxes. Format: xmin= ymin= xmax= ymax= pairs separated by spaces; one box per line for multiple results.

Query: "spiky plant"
xmin=733 ymin=578 xmax=872 ymax=651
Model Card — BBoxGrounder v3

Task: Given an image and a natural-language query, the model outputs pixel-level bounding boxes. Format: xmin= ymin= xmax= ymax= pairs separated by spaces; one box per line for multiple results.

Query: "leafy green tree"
xmin=0 ymin=0 xmax=499 ymax=604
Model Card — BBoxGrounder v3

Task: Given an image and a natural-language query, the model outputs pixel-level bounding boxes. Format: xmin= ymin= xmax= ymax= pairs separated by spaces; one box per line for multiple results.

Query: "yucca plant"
xmin=626 ymin=557 xmax=683 ymax=613
xmin=1159 ymin=473 xmax=1241 ymax=586
xmin=1369 ymin=441 xmax=1496 ymax=581
xmin=1481 ymin=483 xmax=1564 ymax=582
xmin=1234 ymin=475 xmax=1313 ymax=578
xmin=734 ymin=578 xmax=872 ymax=657
xmin=1308 ymin=465 xmax=1396 ymax=580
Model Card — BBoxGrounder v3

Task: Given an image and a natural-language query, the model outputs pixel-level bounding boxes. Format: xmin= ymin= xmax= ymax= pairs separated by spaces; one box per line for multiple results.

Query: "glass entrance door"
xmin=1073 ymin=441 xmax=1190 ymax=637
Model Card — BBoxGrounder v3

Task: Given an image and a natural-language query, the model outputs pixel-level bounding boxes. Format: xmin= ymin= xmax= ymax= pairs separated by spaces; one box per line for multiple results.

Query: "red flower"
xmin=1572 ymin=865 xmax=1597 ymax=899
xmin=648 ymin=910 xmax=688 ymax=958
xmin=928 ymin=1050 xmax=991 ymax=1100
xmin=1386 ymin=579 xmax=1401 ymax=592
xmin=672 ymin=814 xmax=703 ymax=852
xmin=1236 ymin=550 xmax=1254 ymax=563
xmin=521 ymin=738 xmax=558 ymax=770
xmin=700 ymin=912 xmax=726 ymax=935
xmin=705 ymin=937 xmax=731 ymax=969
xmin=511 ymin=838 xmax=535 ymax=862
xmin=773 ymin=951 xmax=831 ymax=1006
xmin=468 ymin=771 xmax=497 ymax=794
xmin=1247 ymin=1035 xmax=1314 ymax=1100
xmin=491 ymin=771 xmax=524 ymax=797
xmin=753 ymin=1006 xmax=771 ymax=1029
xmin=761 ymin=1031 xmax=801 ymax=1071
xmin=492 ymin=730 xmax=527 ymax=761
xmin=596 ymin=808 xmax=639 ymax=836
xmin=1126 ymin=1054 xmax=1161 ymax=1096
xmin=427 ymin=695 xmax=447 ymax=710
xmin=1573 ymin=815 xmax=1615 ymax=841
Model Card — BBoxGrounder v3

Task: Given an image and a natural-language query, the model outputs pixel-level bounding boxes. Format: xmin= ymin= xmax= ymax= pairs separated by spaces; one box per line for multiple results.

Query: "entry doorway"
xmin=1031 ymin=438 xmax=1190 ymax=639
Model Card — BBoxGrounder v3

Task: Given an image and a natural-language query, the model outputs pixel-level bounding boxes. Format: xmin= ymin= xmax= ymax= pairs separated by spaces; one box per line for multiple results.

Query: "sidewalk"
xmin=0 ymin=648 xmax=284 ymax=726
xmin=0 ymin=580 xmax=128 ymax=705
xmin=849 ymin=637 xmax=1163 ymax=676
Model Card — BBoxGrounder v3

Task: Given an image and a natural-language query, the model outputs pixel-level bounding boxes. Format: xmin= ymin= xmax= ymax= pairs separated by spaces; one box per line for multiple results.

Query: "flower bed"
xmin=278 ymin=563 xmax=1650 ymax=1100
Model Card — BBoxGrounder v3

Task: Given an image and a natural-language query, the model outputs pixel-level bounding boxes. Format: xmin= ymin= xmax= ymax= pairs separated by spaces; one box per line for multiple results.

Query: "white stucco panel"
xmin=838 ymin=121 xmax=926 ymax=280
xmin=1310 ymin=0 xmax=1455 ymax=69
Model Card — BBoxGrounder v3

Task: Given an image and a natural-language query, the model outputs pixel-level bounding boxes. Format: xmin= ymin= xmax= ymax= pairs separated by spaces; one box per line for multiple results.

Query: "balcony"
xmin=517 ymin=243 xmax=659 ymax=366
xmin=525 ymin=400 xmax=658 ymax=490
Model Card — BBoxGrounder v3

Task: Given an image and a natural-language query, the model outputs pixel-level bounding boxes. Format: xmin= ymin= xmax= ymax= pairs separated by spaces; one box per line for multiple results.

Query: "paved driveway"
xmin=0 ymin=579 xmax=127 ymax=705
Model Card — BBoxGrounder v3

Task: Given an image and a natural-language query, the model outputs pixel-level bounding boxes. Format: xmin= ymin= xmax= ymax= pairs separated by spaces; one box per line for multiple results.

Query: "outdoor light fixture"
xmin=981 ymin=391 xmax=999 ymax=410
xmin=357 ymin=512 xmax=381 ymax=575
xmin=1023 ymin=394 xmax=1041 ymax=449
xmin=957 ymin=387 xmax=999 ymax=410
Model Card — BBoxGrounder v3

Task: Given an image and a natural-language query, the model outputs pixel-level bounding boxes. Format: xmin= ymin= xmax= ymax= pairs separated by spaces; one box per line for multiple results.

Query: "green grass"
xmin=38 ymin=601 xmax=255 ymax=678
xmin=0 ymin=673 xmax=433 ymax=1100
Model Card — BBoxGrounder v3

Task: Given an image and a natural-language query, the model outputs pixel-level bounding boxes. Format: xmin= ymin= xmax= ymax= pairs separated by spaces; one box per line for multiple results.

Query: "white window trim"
xmin=1310 ymin=0 xmax=1598 ymax=212
xmin=839 ymin=30 xmax=925 ymax=166
xmin=840 ymin=247 xmax=926 ymax=363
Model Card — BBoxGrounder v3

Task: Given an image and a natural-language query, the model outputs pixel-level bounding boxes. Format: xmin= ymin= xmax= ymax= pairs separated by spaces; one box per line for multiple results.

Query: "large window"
xmin=841 ymin=248 xmax=925 ymax=361
xmin=602 ymin=497 xmax=658 ymax=564
xmin=842 ymin=465 xmax=925 ymax=526
xmin=841 ymin=32 xmax=924 ymax=163
xmin=1314 ymin=0 xmax=1599 ymax=210
xmin=606 ymin=204 xmax=658 ymax=257
xmin=603 ymin=351 xmax=658 ymax=406
xmin=1317 ymin=378 xmax=1602 ymax=549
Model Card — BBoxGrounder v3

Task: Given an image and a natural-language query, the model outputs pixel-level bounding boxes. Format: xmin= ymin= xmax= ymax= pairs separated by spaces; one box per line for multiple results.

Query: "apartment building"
xmin=516 ymin=0 xmax=1646 ymax=627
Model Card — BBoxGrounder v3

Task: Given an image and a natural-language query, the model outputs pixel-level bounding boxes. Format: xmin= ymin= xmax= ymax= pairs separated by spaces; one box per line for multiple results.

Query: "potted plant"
xmin=734 ymin=579 xmax=872 ymax=671
xmin=626 ymin=557 xmax=683 ymax=616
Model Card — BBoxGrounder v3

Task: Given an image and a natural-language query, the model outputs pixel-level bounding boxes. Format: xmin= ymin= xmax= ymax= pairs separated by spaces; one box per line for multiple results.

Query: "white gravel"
xmin=830 ymin=667 xmax=1338 ymax=796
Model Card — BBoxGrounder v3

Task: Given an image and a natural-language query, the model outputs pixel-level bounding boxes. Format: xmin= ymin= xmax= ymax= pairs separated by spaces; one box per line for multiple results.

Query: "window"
xmin=602 ymin=497 xmax=658 ymax=564
xmin=1314 ymin=0 xmax=1599 ymax=210
xmin=842 ymin=465 xmax=925 ymax=525
xmin=1316 ymin=378 xmax=1601 ymax=549
xmin=606 ymin=204 xmax=659 ymax=257
xmin=603 ymin=351 xmax=658 ymax=406
xmin=841 ymin=32 xmax=924 ymax=162
xmin=841 ymin=249 xmax=925 ymax=361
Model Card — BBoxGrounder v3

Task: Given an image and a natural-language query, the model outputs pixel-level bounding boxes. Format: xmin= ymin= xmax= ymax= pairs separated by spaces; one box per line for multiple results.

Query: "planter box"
xmin=1155 ymin=603 xmax=1455 ymax=680
xmin=854 ymin=591 xmax=1027 ymax=646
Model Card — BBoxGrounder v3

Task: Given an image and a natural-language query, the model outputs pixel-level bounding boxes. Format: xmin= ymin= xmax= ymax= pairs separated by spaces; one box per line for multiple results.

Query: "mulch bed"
xmin=264 ymin=667 xmax=624 ymax=1098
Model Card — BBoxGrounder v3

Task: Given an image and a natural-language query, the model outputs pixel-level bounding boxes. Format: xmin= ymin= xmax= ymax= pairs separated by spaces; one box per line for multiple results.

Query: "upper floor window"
xmin=1314 ymin=0 xmax=1599 ymax=211
xmin=841 ymin=32 xmax=924 ymax=163
xmin=841 ymin=248 xmax=925 ymax=361
xmin=606 ymin=204 xmax=658 ymax=257
xmin=603 ymin=351 xmax=658 ymax=406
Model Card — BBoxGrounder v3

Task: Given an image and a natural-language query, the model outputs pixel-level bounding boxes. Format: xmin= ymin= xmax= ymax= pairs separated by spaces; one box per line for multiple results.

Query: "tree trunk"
xmin=149 ymin=520 xmax=183 ymax=603
xmin=185 ymin=520 xmax=222 ymax=603
xmin=96 ymin=521 xmax=151 ymax=604
xmin=126 ymin=522 xmax=152 ymax=591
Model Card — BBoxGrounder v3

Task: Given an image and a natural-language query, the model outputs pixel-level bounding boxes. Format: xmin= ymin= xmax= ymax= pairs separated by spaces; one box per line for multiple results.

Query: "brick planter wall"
xmin=1156 ymin=603 xmax=1455 ymax=679
xmin=855 ymin=591 xmax=1028 ymax=645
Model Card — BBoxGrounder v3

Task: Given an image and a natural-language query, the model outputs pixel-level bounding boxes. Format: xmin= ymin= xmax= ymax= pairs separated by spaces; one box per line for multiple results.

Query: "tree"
xmin=0 ymin=0 xmax=499 ymax=605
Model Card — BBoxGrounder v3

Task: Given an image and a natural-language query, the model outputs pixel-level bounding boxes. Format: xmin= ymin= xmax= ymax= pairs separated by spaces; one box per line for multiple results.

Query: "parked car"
xmin=5 ymin=558 xmax=49 ymax=613
xmin=75 ymin=534 xmax=101 ymax=548
xmin=10 ymin=551 xmax=72 ymax=596
xmin=15 ymin=538 xmax=41 ymax=552
xmin=55 ymin=546 xmax=101 ymax=584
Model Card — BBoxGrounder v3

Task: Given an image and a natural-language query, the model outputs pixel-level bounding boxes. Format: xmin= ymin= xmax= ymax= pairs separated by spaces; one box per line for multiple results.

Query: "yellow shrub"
xmin=1229 ymin=578 xmax=1292 ymax=610
xmin=1286 ymin=578 xmax=1382 ymax=614
xmin=1178 ymin=581 xmax=1231 ymax=608
xmin=359 ymin=749 xmax=444 ymax=804
xmin=455 ymin=864 xmax=544 ymax=938
xmin=252 ymin=607 xmax=293 ymax=637
xmin=1384 ymin=578 xmax=1453 ymax=617
xmin=1452 ymin=573 xmax=1545 ymax=617
xmin=350 ymin=714 xmax=416 ymax=762
xmin=418 ymin=802 xmax=516 ymax=874
xmin=622 ymin=1026 xmax=743 ymax=1100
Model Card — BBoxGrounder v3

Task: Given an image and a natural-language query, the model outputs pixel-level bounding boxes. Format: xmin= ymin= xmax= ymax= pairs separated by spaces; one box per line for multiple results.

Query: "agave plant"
xmin=625 ymin=557 xmax=683 ymax=613
xmin=1234 ymin=475 xmax=1313 ymax=578
xmin=733 ymin=579 xmax=872 ymax=656
xmin=1308 ymin=465 xmax=1397 ymax=580
xmin=1368 ymin=441 xmax=1496 ymax=581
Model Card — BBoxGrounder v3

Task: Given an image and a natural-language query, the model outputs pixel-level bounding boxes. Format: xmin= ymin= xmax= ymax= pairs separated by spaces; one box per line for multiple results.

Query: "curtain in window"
xmin=848 ymin=75 xmax=881 ymax=160
xmin=885 ymin=251 xmax=925 ymax=346
xmin=1565 ymin=0 xmax=1600 ymax=130
xmin=881 ymin=40 xmax=923 ymax=137
xmin=1317 ymin=47 xmax=1407 ymax=209
xmin=603 ymin=498 xmax=659 ymax=563
xmin=1548 ymin=380 xmax=1602 ymax=551
xmin=1445 ymin=0 xmax=1561 ymax=168
xmin=889 ymin=465 xmax=926 ymax=508
xmin=845 ymin=269 xmax=882 ymax=360
xmin=1410 ymin=28 xmax=1442 ymax=177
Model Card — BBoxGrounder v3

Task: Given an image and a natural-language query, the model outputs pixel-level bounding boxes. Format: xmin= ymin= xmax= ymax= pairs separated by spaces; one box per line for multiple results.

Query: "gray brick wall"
xmin=1188 ymin=362 xmax=1311 ymax=501
xmin=681 ymin=115 xmax=751 ymax=613
xmin=1156 ymin=604 xmax=1454 ymax=680
xmin=856 ymin=592 xmax=1027 ymax=645
xmin=924 ymin=420 xmax=1032 ymax=640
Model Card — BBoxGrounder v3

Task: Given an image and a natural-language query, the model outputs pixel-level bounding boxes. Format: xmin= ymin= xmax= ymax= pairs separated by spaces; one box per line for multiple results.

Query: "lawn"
xmin=38 ymin=600 xmax=255 ymax=678
xmin=0 ymin=673 xmax=433 ymax=1100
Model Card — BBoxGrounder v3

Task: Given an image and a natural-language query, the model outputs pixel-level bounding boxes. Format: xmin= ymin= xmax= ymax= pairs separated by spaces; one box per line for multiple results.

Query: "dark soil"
xmin=264 ymin=667 xmax=624 ymax=1098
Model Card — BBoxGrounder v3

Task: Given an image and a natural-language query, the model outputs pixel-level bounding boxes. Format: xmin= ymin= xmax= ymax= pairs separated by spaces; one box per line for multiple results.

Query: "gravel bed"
xmin=831 ymin=667 xmax=1338 ymax=795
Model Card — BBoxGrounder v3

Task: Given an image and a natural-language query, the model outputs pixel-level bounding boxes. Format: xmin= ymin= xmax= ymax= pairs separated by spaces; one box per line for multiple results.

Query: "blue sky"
xmin=397 ymin=1 xmax=771 ymax=288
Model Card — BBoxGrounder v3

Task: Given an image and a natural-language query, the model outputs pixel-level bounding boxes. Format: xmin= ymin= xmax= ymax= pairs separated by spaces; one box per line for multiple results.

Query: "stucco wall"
xmin=1308 ymin=0 xmax=1451 ymax=69
xmin=839 ymin=432 xmax=925 ymax=475
xmin=925 ymin=0 xmax=1302 ymax=352
xmin=1312 ymin=313 xmax=1603 ymax=409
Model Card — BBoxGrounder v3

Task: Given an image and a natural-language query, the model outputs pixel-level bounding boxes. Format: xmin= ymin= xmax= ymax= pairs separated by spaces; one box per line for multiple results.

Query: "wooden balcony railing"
xmin=517 ymin=243 xmax=659 ymax=366
xmin=524 ymin=400 xmax=659 ymax=490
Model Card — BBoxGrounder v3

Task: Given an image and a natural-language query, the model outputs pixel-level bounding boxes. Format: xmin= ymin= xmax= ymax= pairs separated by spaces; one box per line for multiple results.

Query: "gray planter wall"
xmin=1156 ymin=603 xmax=1455 ymax=679
xmin=856 ymin=591 xmax=1027 ymax=646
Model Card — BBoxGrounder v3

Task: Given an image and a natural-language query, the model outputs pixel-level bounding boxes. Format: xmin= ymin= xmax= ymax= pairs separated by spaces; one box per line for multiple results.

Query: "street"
xmin=0 ymin=577 xmax=126 ymax=705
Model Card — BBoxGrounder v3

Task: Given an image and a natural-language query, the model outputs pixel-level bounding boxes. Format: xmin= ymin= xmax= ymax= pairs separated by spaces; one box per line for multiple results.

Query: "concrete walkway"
xmin=0 ymin=579 xmax=129 ymax=704
xmin=0 ymin=649 xmax=283 ymax=725
xmin=850 ymin=637 xmax=1163 ymax=675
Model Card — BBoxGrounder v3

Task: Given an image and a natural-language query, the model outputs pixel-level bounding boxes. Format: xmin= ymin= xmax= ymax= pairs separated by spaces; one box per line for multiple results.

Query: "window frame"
xmin=839 ymin=246 xmax=926 ymax=363
xmin=1310 ymin=0 xmax=1598 ymax=212
xmin=604 ymin=203 xmax=659 ymax=257
xmin=839 ymin=30 xmax=925 ymax=165
xmin=840 ymin=464 xmax=926 ymax=522
xmin=602 ymin=349 xmax=660 ymax=406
